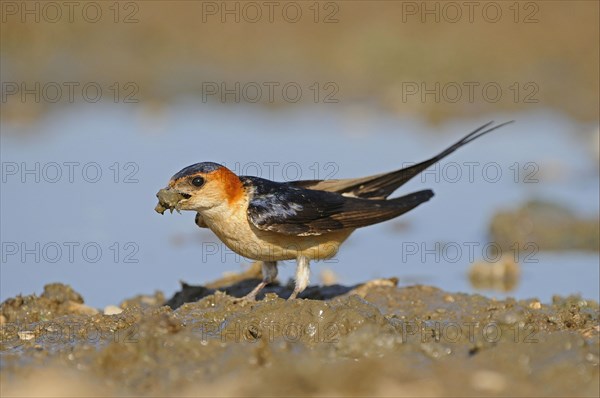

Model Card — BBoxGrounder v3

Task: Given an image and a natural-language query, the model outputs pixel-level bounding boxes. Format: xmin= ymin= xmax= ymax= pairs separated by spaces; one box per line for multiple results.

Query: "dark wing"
xmin=243 ymin=177 xmax=433 ymax=236
xmin=291 ymin=121 xmax=513 ymax=199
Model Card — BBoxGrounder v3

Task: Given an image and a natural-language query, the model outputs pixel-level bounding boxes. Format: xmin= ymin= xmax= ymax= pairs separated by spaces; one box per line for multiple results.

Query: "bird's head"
xmin=160 ymin=162 xmax=244 ymax=212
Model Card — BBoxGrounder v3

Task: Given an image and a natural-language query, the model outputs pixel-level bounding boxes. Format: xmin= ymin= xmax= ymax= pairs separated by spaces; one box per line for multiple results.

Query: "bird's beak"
xmin=155 ymin=187 xmax=189 ymax=214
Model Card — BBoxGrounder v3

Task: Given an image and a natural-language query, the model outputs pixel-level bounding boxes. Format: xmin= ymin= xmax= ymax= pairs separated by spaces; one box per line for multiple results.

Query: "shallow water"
xmin=1 ymin=103 xmax=598 ymax=306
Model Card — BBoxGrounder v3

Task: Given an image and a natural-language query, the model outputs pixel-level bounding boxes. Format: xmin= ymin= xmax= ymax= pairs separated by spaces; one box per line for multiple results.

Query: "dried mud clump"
xmin=154 ymin=188 xmax=187 ymax=214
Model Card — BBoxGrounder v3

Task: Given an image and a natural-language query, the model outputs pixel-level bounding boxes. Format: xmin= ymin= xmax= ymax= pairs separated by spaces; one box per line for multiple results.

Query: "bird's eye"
xmin=191 ymin=176 xmax=205 ymax=187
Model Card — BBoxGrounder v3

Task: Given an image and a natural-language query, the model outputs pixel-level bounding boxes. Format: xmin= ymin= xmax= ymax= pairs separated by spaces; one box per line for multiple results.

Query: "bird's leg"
xmin=288 ymin=255 xmax=310 ymax=300
xmin=240 ymin=261 xmax=278 ymax=301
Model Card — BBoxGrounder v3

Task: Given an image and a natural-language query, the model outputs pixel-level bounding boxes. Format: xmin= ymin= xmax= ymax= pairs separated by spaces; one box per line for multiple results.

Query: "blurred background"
xmin=1 ymin=0 xmax=598 ymax=307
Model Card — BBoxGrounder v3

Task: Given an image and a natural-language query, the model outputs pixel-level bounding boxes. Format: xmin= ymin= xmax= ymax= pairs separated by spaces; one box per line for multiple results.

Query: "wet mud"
xmin=155 ymin=188 xmax=187 ymax=215
xmin=1 ymin=270 xmax=598 ymax=397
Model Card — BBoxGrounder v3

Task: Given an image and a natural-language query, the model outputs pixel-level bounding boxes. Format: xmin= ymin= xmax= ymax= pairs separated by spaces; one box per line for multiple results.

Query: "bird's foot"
xmin=287 ymin=255 xmax=309 ymax=300
xmin=234 ymin=261 xmax=278 ymax=303
xmin=232 ymin=295 xmax=256 ymax=304
xmin=287 ymin=290 xmax=300 ymax=300
xmin=233 ymin=281 xmax=267 ymax=303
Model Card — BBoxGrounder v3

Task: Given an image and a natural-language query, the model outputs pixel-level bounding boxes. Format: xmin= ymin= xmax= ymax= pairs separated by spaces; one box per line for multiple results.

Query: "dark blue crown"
xmin=171 ymin=162 xmax=223 ymax=180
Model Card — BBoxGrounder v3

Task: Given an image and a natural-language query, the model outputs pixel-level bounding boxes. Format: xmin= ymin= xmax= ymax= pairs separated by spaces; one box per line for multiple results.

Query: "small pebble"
xmin=470 ymin=370 xmax=507 ymax=393
xmin=529 ymin=301 xmax=542 ymax=309
xmin=104 ymin=305 xmax=123 ymax=315
xmin=18 ymin=331 xmax=36 ymax=341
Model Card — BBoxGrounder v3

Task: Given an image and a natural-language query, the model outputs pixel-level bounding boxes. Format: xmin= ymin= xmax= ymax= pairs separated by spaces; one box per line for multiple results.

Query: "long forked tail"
xmin=291 ymin=121 xmax=514 ymax=199
xmin=357 ymin=120 xmax=515 ymax=199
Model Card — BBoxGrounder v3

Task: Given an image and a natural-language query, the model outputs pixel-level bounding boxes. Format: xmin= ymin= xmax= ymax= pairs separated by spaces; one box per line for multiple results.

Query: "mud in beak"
xmin=155 ymin=188 xmax=190 ymax=214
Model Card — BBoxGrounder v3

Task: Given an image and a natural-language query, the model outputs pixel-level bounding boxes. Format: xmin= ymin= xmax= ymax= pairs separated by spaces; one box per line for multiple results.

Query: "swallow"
xmin=156 ymin=121 xmax=512 ymax=300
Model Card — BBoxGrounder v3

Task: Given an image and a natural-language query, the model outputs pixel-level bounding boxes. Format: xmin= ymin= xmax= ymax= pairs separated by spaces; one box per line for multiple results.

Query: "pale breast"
xmin=200 ymin=199 xmax=353 ymax=262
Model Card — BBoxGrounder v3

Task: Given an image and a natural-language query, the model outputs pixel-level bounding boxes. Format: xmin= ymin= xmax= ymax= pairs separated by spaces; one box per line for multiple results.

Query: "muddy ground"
xmin=1 ymin=265 xmax=598 ymax=397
